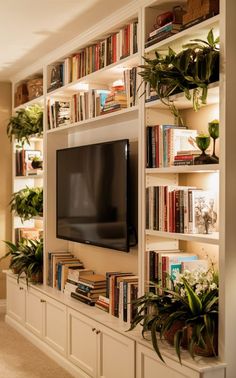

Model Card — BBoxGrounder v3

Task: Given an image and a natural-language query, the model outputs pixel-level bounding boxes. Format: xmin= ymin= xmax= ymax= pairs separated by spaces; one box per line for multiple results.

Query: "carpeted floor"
xmin=0 ymin=314 xmax=74 ymax=378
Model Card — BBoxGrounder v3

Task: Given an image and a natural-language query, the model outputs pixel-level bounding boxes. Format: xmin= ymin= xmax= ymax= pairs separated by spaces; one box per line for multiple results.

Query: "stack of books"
xmin=173 ymin=149 xmax=206 ymax=165
xmin=101 ymin=85 xmax=127 ymax=114
xmin=145 ymin=22 xmax=182 ymax=48
xmin=64 ymin=268 xmax=94 ymax=297
xmin=95 ymin=295 xmax=110 ymax=312
xmin=71 ymin=274 xmax=106 ymax=306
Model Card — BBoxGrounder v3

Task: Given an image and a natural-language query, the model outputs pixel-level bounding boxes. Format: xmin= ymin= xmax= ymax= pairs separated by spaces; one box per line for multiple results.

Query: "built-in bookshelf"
xmin=7 ymin=0 xmax=236 ymax=377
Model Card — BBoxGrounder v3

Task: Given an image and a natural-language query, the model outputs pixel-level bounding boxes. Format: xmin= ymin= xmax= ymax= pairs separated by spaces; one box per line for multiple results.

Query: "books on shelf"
xmin=69 ymin=274 xmax=107 ymax=306
xmin=145 ymin=22 xmax=182 ymax=48
xmin=146 ymin=250 xmax=209 ymax=290
xmin=47 ymin=99 xmax=72 ymax=129
xmin=46 ymin=20 xmax=138 ymax=90
xmin=15 ymin=149 xmax=43 ymax=176
xmin=146 ymin=186 xmax=217 ymax=234
xmin=15 ymin=227 xmax=43 ymax=243
xmin=107 ymin=272 xmax=139 ymax=322
xmin=146 ymin=125 xmax=198 ymax=168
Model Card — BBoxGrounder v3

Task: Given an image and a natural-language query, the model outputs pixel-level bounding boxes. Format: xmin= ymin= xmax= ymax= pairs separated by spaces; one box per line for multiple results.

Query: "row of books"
xmin=107 ymin=272 xmax=138 ymax=323
xmin=146 ymin=186 xmax=217 ymax=234
xmin=47 ymin=20 xmax=138 ymax=92
xmin=15 ymin=149 xmax=43 ymax=176
xmin=47 ymin=68 xmax=138 ymax=128
xmin=15 ymin=227 xmax=43 ymax=244
xmin=145 ymin=21 xmax=182 ymax=48
xmin=146 ymin=125 xmax=198 ymax=168
xmin=146 ymin=249 xmax=209 ymax=290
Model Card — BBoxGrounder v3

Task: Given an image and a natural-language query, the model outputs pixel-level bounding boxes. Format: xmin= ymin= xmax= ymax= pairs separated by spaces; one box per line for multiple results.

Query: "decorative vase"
xmin=194 ymin=135 xmax=216 ymax=165
xmin=208 ymin=121 xmax=219 ymax=163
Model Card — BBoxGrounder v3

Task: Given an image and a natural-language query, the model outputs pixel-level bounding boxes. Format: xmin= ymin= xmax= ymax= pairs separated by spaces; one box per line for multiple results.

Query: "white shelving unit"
xmin=6 ymin=0 xmax=236 ymax=377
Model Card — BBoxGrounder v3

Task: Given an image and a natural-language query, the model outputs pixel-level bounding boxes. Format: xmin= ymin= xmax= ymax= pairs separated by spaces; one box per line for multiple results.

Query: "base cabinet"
xmin=44 ymin=296 xmax=67 ymax=355
xmin=5 ymin=274 xmax=225 ymax=378
xmin=136 ymin=344 xmax=225 ymax=378
xmin=68 ymin=308 xmax=135 ymax=378
xmin=25 ymin=287 xmax=44 ymax=337
xmin=6 ymin=276 xmax=26 ymax=324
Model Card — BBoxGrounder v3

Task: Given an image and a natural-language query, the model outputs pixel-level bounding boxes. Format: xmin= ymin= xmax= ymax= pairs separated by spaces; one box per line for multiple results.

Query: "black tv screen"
xmin=56 ymin=139 xmax=130 ymax=252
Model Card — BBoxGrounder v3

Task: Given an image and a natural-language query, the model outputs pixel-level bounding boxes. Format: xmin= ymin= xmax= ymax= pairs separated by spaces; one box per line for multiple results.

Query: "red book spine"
xmin=112 ymin=34 xmax=117 ymax=63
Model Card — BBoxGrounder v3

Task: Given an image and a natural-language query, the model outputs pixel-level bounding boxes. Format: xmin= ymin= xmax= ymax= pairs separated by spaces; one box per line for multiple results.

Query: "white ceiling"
xmin=0 ymin=0 xmax=133 ymax=81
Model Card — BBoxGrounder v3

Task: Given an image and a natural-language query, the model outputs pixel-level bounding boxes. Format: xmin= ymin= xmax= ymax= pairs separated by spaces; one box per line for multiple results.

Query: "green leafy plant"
xmin=129 ymin=268 xmax=218 ymax=363
xmin=10 ymin=186 xmax=43 ymax=221
xmin=9 ymin=238 xmax=44 ymax=284
xmin=139 ymin=29 xmax=219 ymax=124
xmin=7 ymin=104 xmax=43 ymax=145
xmin=0 ymin=240 xmax=22 ymax=272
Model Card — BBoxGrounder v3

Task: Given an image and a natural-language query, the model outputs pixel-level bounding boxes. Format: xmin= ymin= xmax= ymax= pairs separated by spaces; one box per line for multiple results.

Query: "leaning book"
xmin=189 ymin=190 xmax=217 ymax=234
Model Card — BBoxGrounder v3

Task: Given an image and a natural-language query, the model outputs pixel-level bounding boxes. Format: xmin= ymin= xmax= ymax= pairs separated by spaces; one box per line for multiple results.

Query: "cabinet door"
xmin=25 ymin=287 xmax=43 ymax=337
xmin=67 ymin=308 xmax=97 ymax=378
xmin=136 ymin=343 xmax=199 ymax=378
xmin=6 ymin=276 xmax=26 ymax=323
xmin=43 ymin=296 xmax=67 ymax=355
xmin=97 ymin=325 xmax=135 ymax=378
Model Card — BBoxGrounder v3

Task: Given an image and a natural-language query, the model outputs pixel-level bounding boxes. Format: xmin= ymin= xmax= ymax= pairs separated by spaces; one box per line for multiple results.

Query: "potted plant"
xmin=7 ymin=104 xmax=43 ymax=145
xmin=31 ymin=156 xmax=43 ymax=169
xmin=10 ymin=186 xmax=43 ymax=221
xmin=139 ymin=29 xmax=219 ymax=124
xmin=9 ymin=238 xmax=44 ymax=284
xmin=0 ymin=240 xmax=23 ymax=274
xmin=129 ymin=267 xmax=219 ymax=363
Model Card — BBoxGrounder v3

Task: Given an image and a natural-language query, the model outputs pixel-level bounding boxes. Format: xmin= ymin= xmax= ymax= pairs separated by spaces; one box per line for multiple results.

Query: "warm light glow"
xmin=112 ymin=79 xmax=124 ymax=87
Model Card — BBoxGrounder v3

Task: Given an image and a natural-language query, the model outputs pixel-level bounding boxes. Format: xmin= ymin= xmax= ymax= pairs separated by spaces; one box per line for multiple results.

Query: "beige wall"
xmin=0 ymin=82 xmax=12 ymax=299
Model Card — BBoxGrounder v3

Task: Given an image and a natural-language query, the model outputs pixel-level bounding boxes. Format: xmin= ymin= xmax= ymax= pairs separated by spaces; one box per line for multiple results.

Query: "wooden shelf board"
xmin=145 ymin=230 xmax=219 ymax=245
xmin=14 ymin=95 xmax=44 ymax=112
xmin=145 ymin=15 xmax=219 ymax=54
xmin=46 ymin=105 xmax=138 ymax=134
xmin=14 ymin=174 xmax=43 ymax=179
xmin=145 ymin=82 xmax=219 ymax=110
xmin=46 ymin=53 xmax=139 ymax=97
xmin=146 ymin=164 xmax=219 ymax=174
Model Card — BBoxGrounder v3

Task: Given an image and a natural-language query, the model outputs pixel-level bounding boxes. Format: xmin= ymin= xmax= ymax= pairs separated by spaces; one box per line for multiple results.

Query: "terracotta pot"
xmin=164 ymin=320 xmax=188 ymax=347
xmin=30 ymin=271 xmax=43 ymax=284
xmin=187 ymin=326 xmax=218 ymax=357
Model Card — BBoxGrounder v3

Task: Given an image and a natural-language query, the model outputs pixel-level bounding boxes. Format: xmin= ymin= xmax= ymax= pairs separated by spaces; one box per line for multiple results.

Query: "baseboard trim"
xmin=5 ymin=315 xmax=89 ymax=378
xmin=0 ymin=299 xmax=6 ymax=314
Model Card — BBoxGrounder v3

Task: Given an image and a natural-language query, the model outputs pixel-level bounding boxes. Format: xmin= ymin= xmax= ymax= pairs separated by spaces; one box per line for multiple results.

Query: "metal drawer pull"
xmin=19 ymin=287 xmax=24 ymax=290
xmin=40 ymin=299 xmax=46 ymax=303
xmin=96 ymin=330 xmax=101 ymax=334
xmin=92 ymin=327 xmax=96 ymax=332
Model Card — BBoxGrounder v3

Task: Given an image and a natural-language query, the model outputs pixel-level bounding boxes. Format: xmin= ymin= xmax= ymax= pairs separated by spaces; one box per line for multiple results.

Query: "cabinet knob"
xmin=92 ymin=327 xmax=96 ymax=332
xmin=96 ymin=330 xmax=101 ymax=334
xmin=19 ymin=287 xmax=24 ymax=290
xmin=40 ymin=299 xmax=46 ymax=303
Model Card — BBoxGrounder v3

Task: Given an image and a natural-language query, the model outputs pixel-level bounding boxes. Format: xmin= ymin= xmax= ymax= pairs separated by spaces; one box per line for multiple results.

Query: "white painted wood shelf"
xmin=146 ymin=164 xmax=220 ymax=174
xmin=146 ymin=230 xmax=219 ymax=245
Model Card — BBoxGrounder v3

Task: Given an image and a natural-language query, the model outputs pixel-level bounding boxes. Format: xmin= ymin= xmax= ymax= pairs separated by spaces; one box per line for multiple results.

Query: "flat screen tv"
xmin=56 ymin=139 xmax=130 ymax=252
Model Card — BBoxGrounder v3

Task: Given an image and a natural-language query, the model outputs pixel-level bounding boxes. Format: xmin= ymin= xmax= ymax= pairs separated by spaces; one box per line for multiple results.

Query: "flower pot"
xmin=30 ymin=271 xmax=43 ymax=284
xmin=187 ymin=326 xmax=218 ymax=357
xmin=164 ymin=320 xmax=188 ymax=347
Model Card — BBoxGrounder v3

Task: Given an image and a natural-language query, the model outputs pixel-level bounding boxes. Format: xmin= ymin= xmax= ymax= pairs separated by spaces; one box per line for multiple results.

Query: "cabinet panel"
xmin=44 ymin=296 xmax=67 ymax=355
xmin=136 ymin=344 xmax=199 ymax=378
xmin=68 ymin=309 xmax=97 ymax=377
xmin=98 ymin=326 xmax=135 ymax=378
xmin=6 ymin=276 xmax=26 ymax=323
xmin=25 ymin=288 xmax=43 ymax=337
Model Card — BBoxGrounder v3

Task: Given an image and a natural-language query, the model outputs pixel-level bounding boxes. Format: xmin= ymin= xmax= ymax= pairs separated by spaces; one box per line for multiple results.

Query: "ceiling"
xmin=0 ymin=0 xmax=133 ymax=82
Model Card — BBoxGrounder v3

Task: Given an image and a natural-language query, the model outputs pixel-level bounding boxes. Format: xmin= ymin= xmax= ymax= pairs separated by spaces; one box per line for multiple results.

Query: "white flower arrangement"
xmin=173 ymin=267 xmax=218 ymax=297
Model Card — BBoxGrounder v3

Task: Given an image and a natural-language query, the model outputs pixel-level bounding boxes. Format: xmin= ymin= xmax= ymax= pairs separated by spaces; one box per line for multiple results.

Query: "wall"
xmin=0 ymin=82 xmax=12 ymax=299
